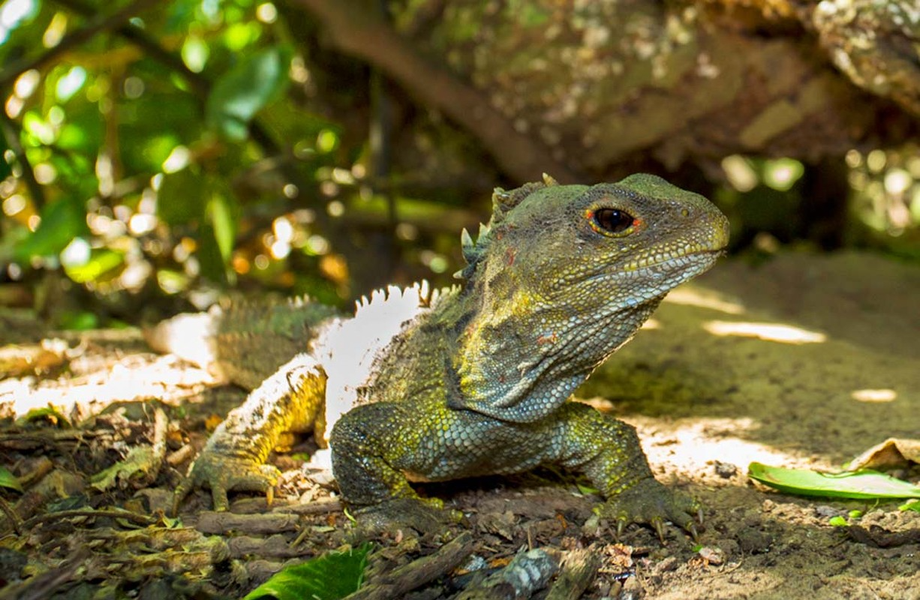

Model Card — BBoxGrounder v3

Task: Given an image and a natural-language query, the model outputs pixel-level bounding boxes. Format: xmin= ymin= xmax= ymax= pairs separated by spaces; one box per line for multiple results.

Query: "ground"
xmin=1 ymin=250 xmax=918 ymax=599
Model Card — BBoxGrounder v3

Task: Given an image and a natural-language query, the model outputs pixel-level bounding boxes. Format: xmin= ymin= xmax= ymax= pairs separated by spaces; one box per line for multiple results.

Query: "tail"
xmin=143 ymin=308 xmax=221 ymax=373
xmin=145 ymin=298 xmax=340 ymax=390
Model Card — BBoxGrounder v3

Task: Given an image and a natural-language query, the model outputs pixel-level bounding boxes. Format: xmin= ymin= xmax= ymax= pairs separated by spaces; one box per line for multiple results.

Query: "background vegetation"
xmin=1 ymin=0 xmax=918 ymax=328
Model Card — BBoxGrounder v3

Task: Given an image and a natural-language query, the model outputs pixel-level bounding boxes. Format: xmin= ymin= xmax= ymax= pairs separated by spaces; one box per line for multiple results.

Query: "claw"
xmin=652 ymin=517 xmax=667 ymax=544
xmin=595 ymin=479 xmax=702 ymax=544
xmin=353 ymin=497 xmax=455 ymax=540
xmin=172 ymin=452 xmax=280 ymax=514
xmin=172 ymin=479 xmax=192 ymax=517
xmin=171 ymin=492 xmax=183 ymax=518
xmin=212 ymin=484 xmax=230 ymax=512
xmin=686 ymin=521 xmax=699 ymax=542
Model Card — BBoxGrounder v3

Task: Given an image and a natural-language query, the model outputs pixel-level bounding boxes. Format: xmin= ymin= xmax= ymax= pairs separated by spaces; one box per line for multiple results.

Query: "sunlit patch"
xmin=630 ymin=416 xmax=817 ymax=476
xmin=665 ymin=287 xmax=745 ymax=315
xmin=722 ymin=155 xmax=757 ymax=192
xmin=851 ymin=389 xmax=897 ymax=403
xmin=162 ymin=145 xmax=190 ymax=173
xmin=1 ymin=354 xmax=218 ymax=418
xmin=703 ymin=321 xmax=826 ymax=344
xmin=640 ymin=318 xmax=660 ymax=330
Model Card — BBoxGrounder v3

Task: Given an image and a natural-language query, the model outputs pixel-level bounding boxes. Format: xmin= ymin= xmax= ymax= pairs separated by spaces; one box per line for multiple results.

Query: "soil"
xmin=1 ymin=250 xmax=918 ymax=599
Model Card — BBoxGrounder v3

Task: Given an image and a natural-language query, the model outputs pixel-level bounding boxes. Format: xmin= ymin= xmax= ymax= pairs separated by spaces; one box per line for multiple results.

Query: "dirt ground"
xmin=1 ymin=250 xmax=918 ymax=599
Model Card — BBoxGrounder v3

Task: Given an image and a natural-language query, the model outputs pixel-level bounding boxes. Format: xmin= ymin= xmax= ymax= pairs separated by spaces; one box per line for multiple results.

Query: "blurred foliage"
xmin=0 ymin=0 xmax=473 ymax=326
xmin=717 ymin=151 xmax=920 ymax=257
xmin=0 ymin=0 xmax=918 ymax=328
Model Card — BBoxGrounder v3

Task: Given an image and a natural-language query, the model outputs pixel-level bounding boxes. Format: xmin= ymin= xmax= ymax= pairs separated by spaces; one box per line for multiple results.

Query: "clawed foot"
xmin=173 ymin=453 xmax=281 ymax=514
xmin=350 ymin=497 xmax=462 ymax=540
xmin=597 ymin=478 xmax=703 ymax=543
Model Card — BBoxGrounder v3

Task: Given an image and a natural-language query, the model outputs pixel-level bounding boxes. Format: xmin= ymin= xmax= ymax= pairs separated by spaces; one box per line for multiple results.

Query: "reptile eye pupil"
xmin=594 ymin=208 xmax=634 ymax=234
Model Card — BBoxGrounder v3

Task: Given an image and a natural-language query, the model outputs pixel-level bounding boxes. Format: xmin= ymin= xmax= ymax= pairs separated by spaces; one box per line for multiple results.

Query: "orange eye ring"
xmin=588 ymin=208 xmax=637 ymax=235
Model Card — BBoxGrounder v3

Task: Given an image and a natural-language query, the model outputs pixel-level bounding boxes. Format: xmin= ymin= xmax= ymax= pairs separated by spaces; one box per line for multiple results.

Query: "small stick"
xmin=195 ymin=511 xmax=303 ymax=535
xmin=346 ymin=531 xmax=474 ymax=600
xmin=545 ymin=547 xmax=602 ymax=600
xmin=271 ymin=498 xmax=343 ymax=515
xmin=0 ymin=548 xmax=90 ymax=600
xmin=21 ymin=509 xmax=156 ymax=530
xmin=0 ymin=495 xmax=22 ymax=535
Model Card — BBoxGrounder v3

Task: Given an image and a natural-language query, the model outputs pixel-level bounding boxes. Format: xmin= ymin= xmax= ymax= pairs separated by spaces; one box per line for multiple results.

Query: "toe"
xmin=598 ymin=477 xmax=701 ymax=543
xmin=211 ymin=484 xmax=230 ymax=512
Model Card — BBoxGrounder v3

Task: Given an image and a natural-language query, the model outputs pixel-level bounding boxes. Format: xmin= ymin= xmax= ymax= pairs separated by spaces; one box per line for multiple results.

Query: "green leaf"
xmin=748 ymin=462 xmax=920 ymax=500
xmin=901 ymin=500 xmax=920 ymax=513
xmin=90 ymin=444 xmax=160 ymax=491
xmin=0 ymin=135 xmax=11 ymax=180
xmin=157 ymin=269 xmax=190 ymax=294
xmin=64 ymin=249 xmax=124 ymax=283
xmin=243 ymin=543 xmax=372 ymax=600
xmin=17 ymin=406 xmax=71 ymax=427
xmin=0 ymin=467 xmax=23 ymax=493
xmin=206 ymin=46 xmax=291 ymax=140
xmin=576 ymin=483 xmax=599 ymax=496
xmin=57 ymin=310 xmax=99 ymax=330
xmin=197 ymin=223 xmax=229 ymax=284
xmin=157 ymin=168 xmax=207 ymax=226
xmin=14 ymin=197 xmax=88 ymax=260
xmin=181 ymin=36 xmax=209 ymax=73
xmin=55 ymin=66 xmax=87 ymax=102
xmin=207 ymin=192 xmax=238 ymax=263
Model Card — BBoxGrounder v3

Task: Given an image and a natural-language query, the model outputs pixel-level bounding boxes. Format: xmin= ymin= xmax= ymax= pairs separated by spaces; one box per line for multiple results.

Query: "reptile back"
xmin=145 ymin=297 xmax=340 ymax=390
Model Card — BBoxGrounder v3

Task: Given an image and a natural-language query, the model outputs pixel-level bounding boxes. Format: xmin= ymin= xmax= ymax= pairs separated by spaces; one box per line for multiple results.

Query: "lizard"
xmin=151 ymin=173 xmax=730 ymax=538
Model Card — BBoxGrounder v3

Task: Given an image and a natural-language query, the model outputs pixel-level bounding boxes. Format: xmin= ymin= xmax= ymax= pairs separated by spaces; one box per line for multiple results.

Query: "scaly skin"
xmin=172 ymin=174 xmax=730 ymax=539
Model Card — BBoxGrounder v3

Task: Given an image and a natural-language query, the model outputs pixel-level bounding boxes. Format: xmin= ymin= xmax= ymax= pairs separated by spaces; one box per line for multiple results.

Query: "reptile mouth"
xmin=631 ymin=246 xmax=723 ymax=272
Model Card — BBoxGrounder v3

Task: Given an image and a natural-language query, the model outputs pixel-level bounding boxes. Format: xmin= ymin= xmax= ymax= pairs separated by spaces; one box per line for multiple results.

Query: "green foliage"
xmin=63 ymin=249 xmax=125 ymax=283
xmin=0 ymin=0 xmax=365 ymax=312
xmin=15 ymin=197 xmax=89 ymax=260
xmin=57 ymin=310 xmax=100 ymax=330
xmin=4 ymin=0 xmax=913 ymax=323
xmin=16 ymin=405 xmax=71 ymax=427
xmin=207 ymin=46 xmax=293 ymax=140
xmin=0 ymin=136 xmax=11 ymax=180
xmin=243 ymin=543 xmax=372 ymax=600
xmin=0 ymin=466 xmax=23 ymax=493
xmin=157 ymin=168 xmax=208 ymax=227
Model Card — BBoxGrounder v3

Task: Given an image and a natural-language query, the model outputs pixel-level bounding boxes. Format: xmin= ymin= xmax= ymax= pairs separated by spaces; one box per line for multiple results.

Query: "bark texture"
xmin=291 ymin=0 xmax=920 ymax=180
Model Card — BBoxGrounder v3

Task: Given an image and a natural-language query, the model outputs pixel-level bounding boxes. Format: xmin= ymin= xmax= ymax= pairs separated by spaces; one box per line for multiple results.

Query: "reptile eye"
xmin=592 ymin=208 xmax=635 ymax=234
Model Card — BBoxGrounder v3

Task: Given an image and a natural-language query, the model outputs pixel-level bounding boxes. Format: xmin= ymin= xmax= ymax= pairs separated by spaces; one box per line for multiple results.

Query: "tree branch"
xmin=45 ymin=0 xmax=322 ymax=232
xmin=0 ymin=0 xmax=162 ymax=91
xmin=346 ymin=532 xmax=475 ymax=600
xmin=288 ymin=0 xmax=584 ymax=184
xmin=52 ymin=0 xmax=211 ymax=97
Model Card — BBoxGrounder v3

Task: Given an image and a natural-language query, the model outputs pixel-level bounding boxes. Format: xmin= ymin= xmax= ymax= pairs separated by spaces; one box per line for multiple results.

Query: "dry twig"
xmin=346 ymin=531 xmax=475 ymax=600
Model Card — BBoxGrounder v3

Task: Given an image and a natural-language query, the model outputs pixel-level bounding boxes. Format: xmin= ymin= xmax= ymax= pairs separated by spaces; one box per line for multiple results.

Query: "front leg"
xmin=329 ymin=402 xmax=458 ymax=535
xmin=174 ymin=353 xmax=327 ymax=513
xmin=551 ymin=402 xmax=701 ymax=540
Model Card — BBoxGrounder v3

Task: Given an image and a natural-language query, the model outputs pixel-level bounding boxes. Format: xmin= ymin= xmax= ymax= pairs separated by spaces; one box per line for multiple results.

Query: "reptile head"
xmin=455 ymin=174 xmax=729 ymax=421
xmin=475 ymin=173 xmax=729 ymax=310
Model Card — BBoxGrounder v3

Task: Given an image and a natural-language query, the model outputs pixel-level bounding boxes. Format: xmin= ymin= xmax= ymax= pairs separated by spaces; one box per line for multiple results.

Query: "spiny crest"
xmin=354 ymin=281 xmax=456 ymax=320
xmin=454 ymin=173 xmax=559 ymax=280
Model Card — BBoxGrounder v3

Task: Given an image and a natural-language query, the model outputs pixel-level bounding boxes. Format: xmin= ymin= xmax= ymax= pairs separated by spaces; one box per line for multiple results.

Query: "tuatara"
xmin=151 ymin=173 xmax=730 ymax=538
